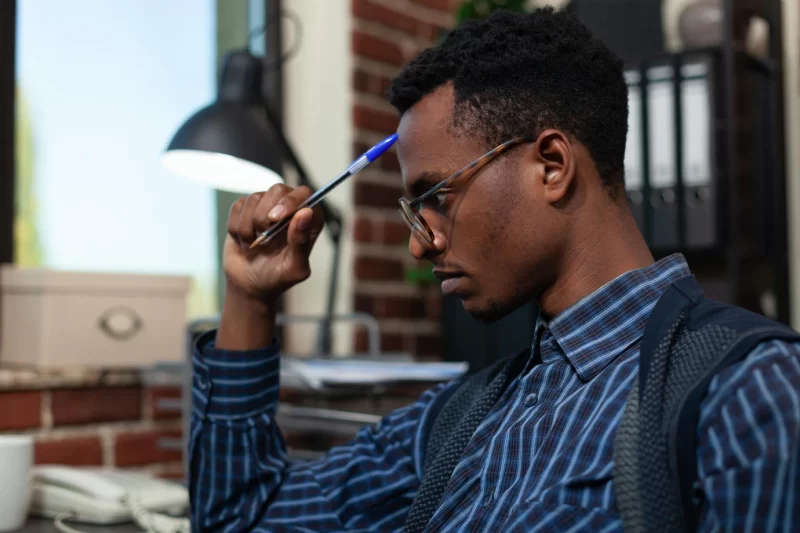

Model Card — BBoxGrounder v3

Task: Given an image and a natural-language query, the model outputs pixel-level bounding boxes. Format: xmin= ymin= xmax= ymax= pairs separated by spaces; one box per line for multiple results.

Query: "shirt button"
xmin=483 ymin=493 xmax=495 ymax=507
xmin=196 ymin=377 xmax=209 ymax=391
xmin=525 ymin=393 xmax=538 ymax=407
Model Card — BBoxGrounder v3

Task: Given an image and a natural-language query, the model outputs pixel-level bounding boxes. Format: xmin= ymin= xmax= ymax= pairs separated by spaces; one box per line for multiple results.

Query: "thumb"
xmin=285 ymin=207 xmax=315 ymax=269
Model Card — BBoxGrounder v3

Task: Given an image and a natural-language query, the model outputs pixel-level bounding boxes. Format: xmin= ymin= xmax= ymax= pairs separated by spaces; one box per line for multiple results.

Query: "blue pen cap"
xmin=364 ymin=133 xmax=398 ymax=162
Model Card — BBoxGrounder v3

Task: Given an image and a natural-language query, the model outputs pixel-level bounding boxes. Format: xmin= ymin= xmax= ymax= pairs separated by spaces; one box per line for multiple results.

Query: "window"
xmin=15 ymin=0 xmax=218 ymax=317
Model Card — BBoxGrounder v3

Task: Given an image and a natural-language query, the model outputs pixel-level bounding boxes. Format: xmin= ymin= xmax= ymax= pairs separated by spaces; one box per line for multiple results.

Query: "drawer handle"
xmin=98 ymin=306 xmax=143 ymax=340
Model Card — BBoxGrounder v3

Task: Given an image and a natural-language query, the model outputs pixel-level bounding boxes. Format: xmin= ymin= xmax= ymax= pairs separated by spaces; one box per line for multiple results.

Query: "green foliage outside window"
xmin=15 ymin=84 xmax=43 ymax=267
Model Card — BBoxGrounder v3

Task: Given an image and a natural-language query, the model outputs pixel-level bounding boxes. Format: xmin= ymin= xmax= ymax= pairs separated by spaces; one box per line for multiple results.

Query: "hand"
xmin=224 ymin=184 xmax=325 ymax=304
xmin=215 ymin=185 xmax=325 ymax=351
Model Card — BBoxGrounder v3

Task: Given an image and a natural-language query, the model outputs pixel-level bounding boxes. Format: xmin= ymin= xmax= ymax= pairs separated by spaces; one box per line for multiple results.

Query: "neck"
xmin=538 ymin=202 xmax=654 ymax=320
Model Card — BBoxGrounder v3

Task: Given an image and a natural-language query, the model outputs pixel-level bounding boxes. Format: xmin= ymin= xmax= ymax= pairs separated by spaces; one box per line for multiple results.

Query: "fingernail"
xmin=268 ymin=205 xmax=285 ymax=220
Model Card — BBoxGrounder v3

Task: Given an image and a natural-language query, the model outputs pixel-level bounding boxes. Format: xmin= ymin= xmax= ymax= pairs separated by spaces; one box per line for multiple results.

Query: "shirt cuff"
xmin=191 ymin=329 xmax=281 ymax=420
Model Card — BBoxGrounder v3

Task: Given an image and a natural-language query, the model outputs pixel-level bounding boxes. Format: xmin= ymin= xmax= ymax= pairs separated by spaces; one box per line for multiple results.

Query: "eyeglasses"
xmin=398 ymin=136 xmax=535 ymax=243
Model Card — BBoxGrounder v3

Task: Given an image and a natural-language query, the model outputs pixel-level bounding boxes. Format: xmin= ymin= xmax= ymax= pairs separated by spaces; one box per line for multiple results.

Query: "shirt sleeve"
xmin=188 ymin=330 xmax=457 ymax=532
xmin=695 ymin=339 xmax=800 ymax=533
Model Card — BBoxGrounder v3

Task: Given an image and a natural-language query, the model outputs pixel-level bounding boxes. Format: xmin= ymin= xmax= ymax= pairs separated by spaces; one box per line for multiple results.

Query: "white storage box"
xmin=0 ymin=267 xmax=191 ymax=368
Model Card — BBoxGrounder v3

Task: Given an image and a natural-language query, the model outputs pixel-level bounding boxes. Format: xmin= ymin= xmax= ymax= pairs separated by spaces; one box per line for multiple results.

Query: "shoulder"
xmin=697 ymin=337 xmax=800 ymax=461
xmin=692 ymin=337 xmax=800 ymax=528
xmin=701 ymin=338 xmax=800 ymax=418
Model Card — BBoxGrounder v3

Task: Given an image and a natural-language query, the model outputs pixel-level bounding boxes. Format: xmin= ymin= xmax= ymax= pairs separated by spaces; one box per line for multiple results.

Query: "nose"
xmin=408 ymin=228 xmax=446 ymax=260
xmin=408 ymin=231 xmax=429 ymax=260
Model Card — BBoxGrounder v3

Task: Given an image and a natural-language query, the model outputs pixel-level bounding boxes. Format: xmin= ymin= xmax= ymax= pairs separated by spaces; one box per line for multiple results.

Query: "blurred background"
xmin=0 ymin=0 xmax=797 ymax=488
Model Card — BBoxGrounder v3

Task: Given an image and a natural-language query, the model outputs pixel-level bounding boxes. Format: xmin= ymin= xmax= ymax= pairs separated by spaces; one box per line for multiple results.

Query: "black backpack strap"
xmin=616 ymin=274 xmax=800 ymax=533
xmin=615 ymin=279 xmax=699 ymax=533
xmin=416 ymin=355 xmax=510 ymax=477
xmin=414 ymin=375 xmax=463 ymax=479
xmin=405 ymin=349 xmax=528 ymax=533
xmin=636 ymin=275 xmax=703 ymax=398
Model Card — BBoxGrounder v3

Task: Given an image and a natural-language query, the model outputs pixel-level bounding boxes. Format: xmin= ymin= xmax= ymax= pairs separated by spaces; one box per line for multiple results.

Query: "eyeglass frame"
xmin=397 ymin=136 xmax=535 ymax=243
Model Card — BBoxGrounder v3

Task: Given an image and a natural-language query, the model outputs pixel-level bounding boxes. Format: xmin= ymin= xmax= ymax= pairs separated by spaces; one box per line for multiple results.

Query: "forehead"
xmin=396 ymin=85 xmax=485 ymax=194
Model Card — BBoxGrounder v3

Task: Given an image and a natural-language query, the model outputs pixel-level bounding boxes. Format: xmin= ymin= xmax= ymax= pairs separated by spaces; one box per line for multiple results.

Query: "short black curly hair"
xmin=388 ymin=8 xmax=628 ymax=188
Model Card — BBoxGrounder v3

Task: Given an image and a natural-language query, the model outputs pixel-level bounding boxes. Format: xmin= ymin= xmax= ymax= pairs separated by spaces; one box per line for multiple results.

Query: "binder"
xmin=624 ymin=72 xmax=645 ymax=232
xmin=624 ymin=56 xmax=715 ymax=250
xmin=680 ymin=60 xmax=716 ymax=248
xmin=646 ymin=65 xmax=680 ymax=250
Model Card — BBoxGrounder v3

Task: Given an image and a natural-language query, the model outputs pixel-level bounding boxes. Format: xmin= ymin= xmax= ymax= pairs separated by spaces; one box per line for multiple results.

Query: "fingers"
xmin=235 ymin=192 xmax=264 ymax=245
xmin=257 ymin=186 xmax=314 ymax=227
xmin=228 ymin=196 xmax=249 ymax=247
xmin=308 ymin=205 xmax=325 ymax=244
xmin=288 ymin=202 xmax=325 ymax=245
xmin=277 ymin=206 xmax=323 ymax=283
xmin=227 ymin=184 xmax=288 ymax=246
xmin=228 ymin=185 xmax=323 ymax=251
xmin=249 ymin=184 xmax=296 ymax=243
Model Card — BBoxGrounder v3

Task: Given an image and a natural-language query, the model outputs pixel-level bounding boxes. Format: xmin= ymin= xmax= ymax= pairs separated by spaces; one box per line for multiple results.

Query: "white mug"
xmin=0 ymin=435 xmax=33 ymax=532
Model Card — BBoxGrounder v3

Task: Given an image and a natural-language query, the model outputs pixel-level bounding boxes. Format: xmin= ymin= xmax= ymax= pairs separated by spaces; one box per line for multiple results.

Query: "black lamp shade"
xmin=162 ymin=101 xmax=284 ymax=194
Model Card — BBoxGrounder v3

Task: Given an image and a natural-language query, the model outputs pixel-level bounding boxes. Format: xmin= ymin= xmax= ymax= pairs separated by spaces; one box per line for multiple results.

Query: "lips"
xmin=433 ymin=269 xmax=467 ymax=295
xmin=432 ymin=269 xmax=461 ymax=281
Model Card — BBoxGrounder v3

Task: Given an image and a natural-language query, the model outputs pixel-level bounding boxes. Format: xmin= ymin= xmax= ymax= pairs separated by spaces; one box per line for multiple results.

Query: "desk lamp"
xmin=163 ymin=49 xmax=344 ymax=355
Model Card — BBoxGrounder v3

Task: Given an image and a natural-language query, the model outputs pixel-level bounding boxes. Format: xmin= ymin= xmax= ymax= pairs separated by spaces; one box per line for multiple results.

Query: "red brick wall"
xmin=0 ymin=384 xmax=184 ymax=480
xmin=350 ymin=0 xmax=460 ymax=359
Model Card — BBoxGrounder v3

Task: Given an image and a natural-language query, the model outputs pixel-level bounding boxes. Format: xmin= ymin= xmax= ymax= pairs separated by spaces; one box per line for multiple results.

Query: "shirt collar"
xmin=541 ymin=254 xmax=692 ymax=382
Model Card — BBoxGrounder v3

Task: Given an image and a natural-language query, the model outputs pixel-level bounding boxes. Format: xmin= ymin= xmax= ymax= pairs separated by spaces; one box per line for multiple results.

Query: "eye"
xmin=425 ymin=189 xmax=451 ymax=210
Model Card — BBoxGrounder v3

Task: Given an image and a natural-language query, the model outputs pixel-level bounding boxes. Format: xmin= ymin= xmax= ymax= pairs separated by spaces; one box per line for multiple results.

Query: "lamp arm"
xmin=259 ymin=96 xmax=343 ymax=356
xmin=259 ymin=97 xmax=344 ymax=237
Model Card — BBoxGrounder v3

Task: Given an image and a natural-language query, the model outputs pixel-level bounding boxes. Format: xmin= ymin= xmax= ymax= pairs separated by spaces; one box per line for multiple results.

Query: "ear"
xmin=533 ymin=129 xmax=575 ymax=205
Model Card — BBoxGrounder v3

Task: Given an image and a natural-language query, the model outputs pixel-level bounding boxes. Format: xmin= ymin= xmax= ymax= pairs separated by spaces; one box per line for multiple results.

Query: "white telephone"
xmin=30 ymin=465 xmax=190 ymax=533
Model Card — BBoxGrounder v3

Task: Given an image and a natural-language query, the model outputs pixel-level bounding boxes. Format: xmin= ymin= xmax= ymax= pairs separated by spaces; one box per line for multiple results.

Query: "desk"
xmin=16 ymin=518 xmax=142 ymax=532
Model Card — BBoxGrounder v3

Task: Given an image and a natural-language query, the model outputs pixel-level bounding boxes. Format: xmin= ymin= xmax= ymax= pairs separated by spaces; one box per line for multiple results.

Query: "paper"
xmin=282 ymin=358 xmax=469 ymax=389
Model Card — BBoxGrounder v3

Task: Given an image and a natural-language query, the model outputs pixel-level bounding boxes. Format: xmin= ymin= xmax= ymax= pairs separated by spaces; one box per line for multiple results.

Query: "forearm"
xmin=189 ymin=338 xmax=343 ymax=532
xmin=215 ymin=282 xmax=275 ymax=351
xmin=190 ymin=411 xmax=422 ymax=533
xmin=189 ymin=334 xmax=286 ymax=531
xmin=188 ymin=333 xmax=444 ymax=532
xmin=190 ymin=412 xmax=292 ymax=532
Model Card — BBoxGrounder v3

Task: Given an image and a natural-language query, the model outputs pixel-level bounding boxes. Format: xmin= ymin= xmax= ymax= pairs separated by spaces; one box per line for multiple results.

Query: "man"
xmin=189 ymin=8 xmax=800 ymax=532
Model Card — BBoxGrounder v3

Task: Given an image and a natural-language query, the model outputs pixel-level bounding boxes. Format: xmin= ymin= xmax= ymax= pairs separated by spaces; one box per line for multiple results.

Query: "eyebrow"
xmin=407 ymin=170 xmax=448 ymax=198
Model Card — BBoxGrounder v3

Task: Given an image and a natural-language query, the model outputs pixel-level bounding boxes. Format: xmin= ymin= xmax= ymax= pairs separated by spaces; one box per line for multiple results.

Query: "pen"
xmin=249 ymin=133 xmax=398 ymax=249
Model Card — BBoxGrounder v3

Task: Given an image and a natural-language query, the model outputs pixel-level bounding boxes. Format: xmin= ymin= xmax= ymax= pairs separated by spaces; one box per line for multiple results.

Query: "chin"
xmin=462 ymin=297 xmax=511 ymax=323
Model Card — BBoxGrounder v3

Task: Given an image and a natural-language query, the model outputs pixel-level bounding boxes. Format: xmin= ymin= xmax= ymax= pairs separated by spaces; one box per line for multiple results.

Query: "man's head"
xmin=388 ymin=8 xmax=631 ymax=321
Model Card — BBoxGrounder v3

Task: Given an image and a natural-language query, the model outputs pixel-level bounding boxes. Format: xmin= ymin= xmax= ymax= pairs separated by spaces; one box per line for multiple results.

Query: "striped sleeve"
xmin=188 ymin=331 xmax=455 ymax=532
xmin=696 ymin=339 xmax=800 ymax=533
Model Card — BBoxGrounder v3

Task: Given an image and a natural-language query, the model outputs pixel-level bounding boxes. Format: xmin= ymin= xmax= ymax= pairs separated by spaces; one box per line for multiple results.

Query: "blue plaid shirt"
xmin=189 ymin=255 xmax=800 ymax=532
